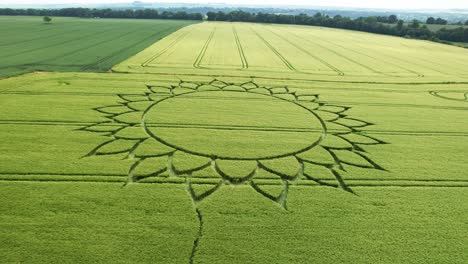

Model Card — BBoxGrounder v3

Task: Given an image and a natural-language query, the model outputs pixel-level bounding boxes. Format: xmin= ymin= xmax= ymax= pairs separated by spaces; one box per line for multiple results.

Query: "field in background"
xmin=1 ymin=20 xmax=467 ymax=263
xmin=412 ymin=23 xmax=466 ymax=32
xmin=0 ymin=16 xmax=196 ymax=78
xmin=117 ymin=22 xmax=468 ymax=79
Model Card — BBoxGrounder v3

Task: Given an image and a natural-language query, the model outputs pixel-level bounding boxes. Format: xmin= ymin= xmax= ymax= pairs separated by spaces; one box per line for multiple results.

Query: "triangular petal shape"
xmin=318 ymin=105 xmax=350 ymax=114
xmin=274 ymin=93 xmax=296 ymax=101
xmin=210 ymin=80 xmax=229 ymax=88
xmin=320 ymin=134 xmax=353 ymax=149
xmin=249 ymin=88 xmax=271 ymax=95
xmin=95 ymin=105 xmax=130 ymax=115
xmin=149 ymin=93 xmax=172 ymax=102
xmin=94 ymin=139 xmax=141 ymax=156
xmin=172 ymin=87 xmax=195 ymax=95
xmin=189 ymin=166 xmax=217 ymax=178
xmin=296 ymin=95 xmax=319 ymax=102
xmin=296 ymin=146 xmax=335 ymax=165
xmin=214 ymin=159 xmax=257 ymax=184
xmin=179 ymin=82 xmax=199 ymax=89
xmin=250 ymin=179 xmax=287 ymax=205
xmin=316 ymin=111 xmax=341 ymax=122
xmin=240 ymin=81 xmax=258 ymax=89
xmin=187 ymin=180 xmax=223 ymax=203
xmin=148 ymin=86 xmax=172 ymax=94
xmin=303 ymin=162 xmax=336 ymax=180
xmin=297 ymin=101 xmax=320 ymax=111
xmin=222 ymin=85 xmax=246 ymax=91
xmin=171 ymin=151 xmax=211 ymax=174
xmin=331 ymin=149 xmax=385 ymax=170
xmin=81 ymin=123 xmax=125 ymax=133
xmin=324 ymin=121 xmax=353 ymax=132
xmin=270 ymin=87 xmax=289 ymax=94
xmin=334 ymin=117 xmax=373 ymax=129
xmin=133 ymin=138 xmax=175 ymax=158
xmin=126 ymin=101 xmax=154 ymax=111
xmin=113 ymin=112 xmax=142 ymax=124
xmin=255 ymin=167 xmax=283 ymax=180
xmin=259 ymin=156 xmax=301 ymax=180
xmin=114 ymin=126 xmax=148 ymax=140
xmin=340 ymin=133 xmax=386 ymax=145
xmin=131 ymin=156 xmax=167 ymax=181
xmin=197 ymin=84 xmax=221 ymax=91
xmin=118 ymin=94 xmax=150 ymax=102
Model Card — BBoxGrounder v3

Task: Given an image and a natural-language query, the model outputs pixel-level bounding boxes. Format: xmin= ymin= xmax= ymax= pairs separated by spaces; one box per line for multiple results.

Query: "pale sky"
xmin=2 ymin=0 xmax=468 ymax=10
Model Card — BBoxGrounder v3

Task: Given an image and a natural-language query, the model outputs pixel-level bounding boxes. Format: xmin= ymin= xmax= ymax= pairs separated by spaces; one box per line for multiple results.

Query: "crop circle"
xmin=143 ymin=90 xmax=325 ymax=160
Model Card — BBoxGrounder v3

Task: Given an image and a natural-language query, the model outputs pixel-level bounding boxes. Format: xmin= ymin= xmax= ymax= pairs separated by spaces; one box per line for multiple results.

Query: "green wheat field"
xmin=0 ymin=18 xmax=467 ymax=263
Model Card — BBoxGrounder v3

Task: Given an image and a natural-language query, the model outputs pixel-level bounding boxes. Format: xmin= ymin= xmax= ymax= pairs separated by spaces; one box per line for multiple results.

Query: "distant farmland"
xmin=0 ymin=16 xmax=197 ymax=77
xmin=117 ymin=22 xmax=468 ymax=79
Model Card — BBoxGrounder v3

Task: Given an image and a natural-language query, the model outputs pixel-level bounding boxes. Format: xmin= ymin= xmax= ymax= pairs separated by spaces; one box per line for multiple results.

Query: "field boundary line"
xmin=232 ymin=25 xmax=248 ymax=69
xmin=83 ymin=25 xmax=183 ymax=71
xmin=34 ymin=23 xmax=160 ymax=66
xmin=142 ymin=29 xmax=191 ymax=67
xmin=1 ymin=176 xmax=467 ymax=188
xmin=32 ymin=26 xmax=147 ymax=68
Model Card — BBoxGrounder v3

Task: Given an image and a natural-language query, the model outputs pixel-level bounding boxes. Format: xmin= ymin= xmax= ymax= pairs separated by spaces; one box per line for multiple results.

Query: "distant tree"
xmin=365 ymin=16 xmax=378 ymax=24
xmin=388 ymin=15 xmax=398 ymax=24
xmin=426 ymin=17 xmax=436 ymax=24
xmin=435 ymin=18 xmax=448 ymax=25
xmin=410 ymin=19 xmax=420 ymax=28
xmin=465 ymin=20 xmax=468 ymax=25
xmin=397 ymin=19 xmax=404 ymax=31
xmin=43 ymin=16 xmax=52 ymax=23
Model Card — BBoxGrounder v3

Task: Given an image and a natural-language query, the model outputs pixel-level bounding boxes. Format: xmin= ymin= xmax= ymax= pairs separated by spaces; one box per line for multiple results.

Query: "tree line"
xmin=0 ymin=8 xmax=203 ymax=20
xmin=206 ymin=11 xmax=468 ymax=43
xmin=1 ymin=8 xmax=466 ymax=43
xmin=426 ymin=17 xmax=448 ymax=25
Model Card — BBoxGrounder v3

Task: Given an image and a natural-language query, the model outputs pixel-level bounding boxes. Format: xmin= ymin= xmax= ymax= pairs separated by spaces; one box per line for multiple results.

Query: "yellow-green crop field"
xmin=0 ymin=20 xmax=467 ymax=263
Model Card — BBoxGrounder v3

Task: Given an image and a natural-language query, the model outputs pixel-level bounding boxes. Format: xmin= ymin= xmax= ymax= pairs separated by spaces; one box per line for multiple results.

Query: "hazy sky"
xmin=3 ymin=0 xmax=468 ymax=10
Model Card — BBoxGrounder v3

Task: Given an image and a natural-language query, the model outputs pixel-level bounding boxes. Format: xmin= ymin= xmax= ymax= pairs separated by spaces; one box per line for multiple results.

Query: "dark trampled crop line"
xmin=1 ymin=177 xmax=467 ymax=188
xmin=232 ymin=25 xmax=248 ymax=69
xmin=189 ymin=208 xmax=203 ymax=264
xmin=299 ymin=30 xmax=425 ymax=77
xmin=193 ymin=27 xmax=216 ymax=69
xmin=250 ymin=27 xmax=297 ymax=71
xmin=284 ymin=29 xmax=389 ymax=76
xmin=264 ymin=27 xmax=344 ymax=75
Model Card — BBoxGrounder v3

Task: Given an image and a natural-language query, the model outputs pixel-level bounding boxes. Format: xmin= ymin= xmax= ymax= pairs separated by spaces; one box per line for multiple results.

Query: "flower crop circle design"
xmin=80 ymin=79 xmax=387 ymax=209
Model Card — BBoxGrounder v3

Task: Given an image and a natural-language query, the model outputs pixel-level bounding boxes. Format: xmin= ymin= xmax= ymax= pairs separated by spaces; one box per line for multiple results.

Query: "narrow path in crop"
xmin=189 ymin=208 xmax=204 ymax=264
xmin=193 ymin=27 xmax=216 ymax=69
xmin=264 ymin=27 xmax=344 ymax=76
xmin=232 ymin=25 xmax=249 ymax=69
xmin=250 ymin=27 xmax=297 ymax=71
